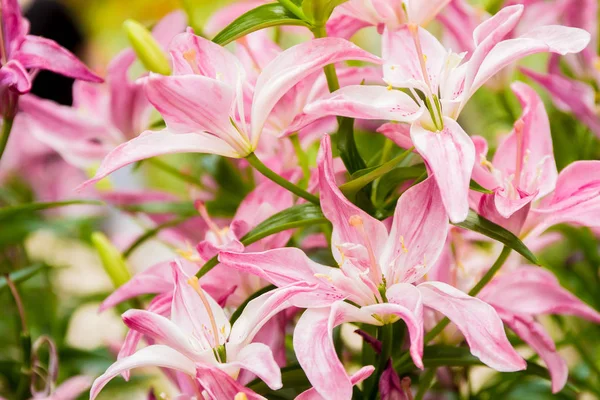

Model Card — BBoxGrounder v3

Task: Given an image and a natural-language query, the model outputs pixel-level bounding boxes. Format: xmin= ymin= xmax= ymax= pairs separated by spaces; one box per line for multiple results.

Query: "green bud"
xmin=123 ymin=19 xmax=171 ymax=75
xmin=91 ymin=232 xmax=131 ymax=288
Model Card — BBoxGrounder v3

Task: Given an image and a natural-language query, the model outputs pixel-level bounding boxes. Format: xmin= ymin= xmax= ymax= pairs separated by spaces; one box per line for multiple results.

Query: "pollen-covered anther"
xmin=234 ymin=394 xmax=248 ymax=400
xmin=314 ymin=273 xmax=333 ymax=282
xmin=399 ymin=235 xmax=409 ymax=253
xmin=349 ymin=214 xmax=363 ymax=227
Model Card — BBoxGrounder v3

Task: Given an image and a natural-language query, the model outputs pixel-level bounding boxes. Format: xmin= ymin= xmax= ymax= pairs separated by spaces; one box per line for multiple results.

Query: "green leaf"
xmin=241 ymin=203 xmax=328 ymax=244
xmin=470 ymin=179 xmax=494 ymax=194
xmin=212 ymin=3 xmax=311 ymax=46
xmin=0 ymin=200 xmax=104 ymax=221
xmin=118 ymin=201 xmax=197 ymax=216
xmin=337 ymin=117 xmax=366 ymax=175
xmin=453 ymin=210 xmax=538 ymax=264
xmin=0 ymin=264 xmax=46 ymax=291
xmin=374 ymin=165 xmax=426 ymax=200
xmin=196 ymin=204 xmax=328 ymax=278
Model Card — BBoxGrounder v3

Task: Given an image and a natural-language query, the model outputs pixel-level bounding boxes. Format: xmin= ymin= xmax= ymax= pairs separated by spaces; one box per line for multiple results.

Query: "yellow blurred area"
xmin=62 ymin=0 xmax=232 ymax=67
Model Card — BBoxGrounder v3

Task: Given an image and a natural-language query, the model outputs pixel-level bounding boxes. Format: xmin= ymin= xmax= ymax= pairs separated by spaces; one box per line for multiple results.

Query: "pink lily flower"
xmin=480 ymin=266 xmax=600 ymax=393
xmin=0 ymin=0 xmax=102 ymax=118
xmin=327 ymin=0 xmax=451 ymax=39
xmin=303 ymin=4 xmax=590 ymax=223
xmin=79 ymin=31 xmax=380 ymax=190
xmin=429 ymin=230 xmax=600 ymax=393
xmin=17 ymin=11 xmax=187 ymax=168
xmin=219 ymin=135 xmax=525 ymax=399
xmin=32 ymin=376 xmax=92 ymax=400
xmin=471 ymin=82 xmax=557 ymax=234
xmin=99 ymin=177 xmax=295 ymax=312
xmin=295 ymin=366 xmax=375 ymax=400
xmin=90 ymin=262 xmax=315 ymax=400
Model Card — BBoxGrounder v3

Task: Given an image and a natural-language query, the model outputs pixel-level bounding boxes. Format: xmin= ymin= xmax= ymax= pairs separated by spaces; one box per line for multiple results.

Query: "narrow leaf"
xmin=0 ymin=200 xmax=104 ymax=220
xmin=0 ymin=264 xmax=47 ymax=291
xmin=212 ymin=3 xmax=311 ymax=46
xmin=454 ymin=210 xmax=538 ymax=264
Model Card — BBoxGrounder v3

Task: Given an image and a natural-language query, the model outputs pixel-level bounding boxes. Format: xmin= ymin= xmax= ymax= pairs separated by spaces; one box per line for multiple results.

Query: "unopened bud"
xmin=91 ymin=232 xmax=131 ymax=288
xmin=123 ymin=19 xmax=171 ymax=75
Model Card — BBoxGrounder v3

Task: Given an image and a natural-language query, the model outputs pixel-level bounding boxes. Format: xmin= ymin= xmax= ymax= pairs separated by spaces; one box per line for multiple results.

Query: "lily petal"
xmin=303 ymin=85 xmax=423 ymax=123
xmin=418 ymin=281 xmax=526 ymax=372
xmin=410 ymin=117 xmax=475 ymax=223
xmin=381 ymin=175 xmax=448 ymax=283
xmin=295 ymin=366 xmax=375 ymax=400
xmin=318 ymin=134 xmax=389 ymax=262
xmin=14 ymin=35 xmax=103 ymax=83
xmin=293 ymin=302 xmax=380 ymax=399
xmin=226 ymin=342 xmax=282 ymax=390
xmin=0 ymin=60 xmax=31 ymax=93
xmin=251 ymin=38 xmax=381 ymax=147
xmin=78 ymin=129 xmax=237 ymax=191
xmin=90 ymin=345 xmax=195 ymax=400
xmin=195 ymin=365 xmax=266 ymax=400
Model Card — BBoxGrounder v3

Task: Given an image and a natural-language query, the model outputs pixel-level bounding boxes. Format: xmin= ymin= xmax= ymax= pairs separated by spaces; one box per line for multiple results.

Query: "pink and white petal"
xmin=492 ymin=82 xmax=557 ymax=198
xmin=251 ymin=37 xmax=382 ymax=146
xmin=381 ymin=176 xmax=449 ymax=283
xmin=478 ymin=191 xmax=530 ymax=235
xmin=14 ymin=35 xmax=103 ymax=83
xmin=47 ymin=375 xmax=93 ymax=400
xmin=225 ymin=342 xmax=282 ymax=390
xmin=293 ymin=303 xmax=380 ymax=400
xmin=1 ymin=0 xmax=27 ymax=55
xmin=382 ymin=26 xmax=448 ymax=94
xmin=151 ymin=10 xmax=188 ymax=49
xmin=195 ymin=365 xmax=266 ymax=400
xmin=89 ymin=345 xmax=196 ymax=400
xmin=418 ymin=281 xmax=526 ymax=372
xmin=0 ymin=60 xmax=31 ymax=93
xmin=171 ymin=262 xmax=231 ymax=348
xmin=204 ymin=0 xmax=266 ymax=36
xmin=470 ymin=135 xmax=497 ymax=190
xmin=377 ymin=123 xmax=414 ymax=149
xmin=326 ymin=13 xmax=373 ymax=39
xmin=469 ymin=26 xmax=591 ymax=99
xmin=521 ymin=68 xmax=600 ymax=138
xmin=144 ymin=73 xmax=240 ymax=141
xmin=304 ymin=85 xmax=423 ymax=123
xmin=500 ymin=312 xmax=568 ymax=394
xmin=532 ymin=161 xmax=600 ymax=230
xmin=462 ymin=4 xmax=524 ymax=98
xmin=218 ymin=249 xmax=344 ymax=307
xmin=363 ymin=295 xmax=424 ymax=367
xmin=406 ymin=0 xmax=451 ymax=25
xmin=78 ymin=130 xmax=237 ymax=191
xmin=410 ymin=117 xmax=475 ymax=223
xmin=229 ymin=282 xmax=316 ymax=345
xmin=122 ymin=309 xmax=209 ymax=360
xmin=169 ymin=31 xmax=245 ymax=84
xmin=296 ymin=366 xmax=375 ymax=400
xmin=318 ymin=134 xmax=389 ymax=261
xmin=480 ymin=267 xmax=600 ymax=322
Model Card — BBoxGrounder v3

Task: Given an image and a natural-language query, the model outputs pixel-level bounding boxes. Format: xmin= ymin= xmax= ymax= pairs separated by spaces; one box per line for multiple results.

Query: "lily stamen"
xmin=187 ymin=276 xmax=222 ymax=353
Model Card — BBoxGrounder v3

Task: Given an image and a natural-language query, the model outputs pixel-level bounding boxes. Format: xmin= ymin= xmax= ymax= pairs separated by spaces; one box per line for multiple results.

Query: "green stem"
xmin=368 ymin=323 xmax=394 ymax=400
xmin=340 ymin=147 xmax=414 ymax=197
xmin=246 ymin=152 xmax=319 ymax=204
xmin=395 ymin=246 xmax=512 ymax=368
xmin=311 ymin=26 xmax=340 ymax=92
xmin=6 ymin=274 xmax=31 ymax=399
xmin=415 ymin=368 xmax=436 ymax=400
xmin=290 ymin=134 xmax=310 ymax=188
xmin=0 ymin=117 xmax=14 ymax=164
xmin=147 ymin=158 xmax=208 ymax=190
xmin=277 ymin=0 xmax=306 ymax=20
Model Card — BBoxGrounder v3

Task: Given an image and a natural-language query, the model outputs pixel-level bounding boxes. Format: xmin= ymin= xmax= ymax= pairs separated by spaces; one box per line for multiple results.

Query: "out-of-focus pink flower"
xmin=17 ymin=11 xmax=187 ymax=168
xmin=303 ymin=4 xmax=589 ymax=223
xmin=0 ymin=0 xmax=102 ymax=118
xmin=79 ymin=32 xmax=381 ymax=190
xmin=220 ymin=135 xmax=525 ymax=399
xmin=327 ymin=0 xmax=451 ymax=38
xmin=90 ymin=262 xmax=315 ymax=400
xmin=32 ymin=376 xmax=92 ymax=400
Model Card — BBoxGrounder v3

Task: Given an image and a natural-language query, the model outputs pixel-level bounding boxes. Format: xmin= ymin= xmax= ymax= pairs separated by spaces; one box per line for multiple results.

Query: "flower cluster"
xmin=1 ymin=0 xmax=600 ymax=399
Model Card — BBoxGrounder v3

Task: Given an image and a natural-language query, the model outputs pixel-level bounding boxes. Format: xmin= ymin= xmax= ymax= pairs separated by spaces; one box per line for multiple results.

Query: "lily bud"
xmin=123 ymin=19 xmax=171 ymax=75
xmin=91 ymin=232 xmax=131 ymax=288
